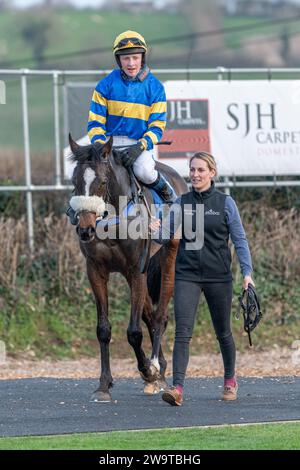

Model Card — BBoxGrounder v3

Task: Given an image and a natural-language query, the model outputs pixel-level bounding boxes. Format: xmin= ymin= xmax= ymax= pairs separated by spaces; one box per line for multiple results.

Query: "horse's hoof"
xmin=144 ymin=381 xmax=159 ymax=395
xmin=90 ymin=390 xmax=111 ymax=403
xmin=144 ymin=379 xmax=168 ymax=395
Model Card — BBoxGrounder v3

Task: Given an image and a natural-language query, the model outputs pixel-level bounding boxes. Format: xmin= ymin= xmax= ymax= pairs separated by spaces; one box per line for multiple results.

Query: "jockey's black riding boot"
xmin=147 ymin=173 xmax=177 ymax=204
xmin=66 ymin=205 xmax=78 ymax=225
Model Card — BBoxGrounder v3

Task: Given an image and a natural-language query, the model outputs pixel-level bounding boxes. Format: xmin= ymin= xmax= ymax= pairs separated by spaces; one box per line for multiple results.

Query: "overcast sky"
xmin=13 ymin=0 xmax=300 ymax=7
xmin=13 ymin=0 xmax=106 ymax=7
xmin=12 ymin=0 xmax=300 ymax=8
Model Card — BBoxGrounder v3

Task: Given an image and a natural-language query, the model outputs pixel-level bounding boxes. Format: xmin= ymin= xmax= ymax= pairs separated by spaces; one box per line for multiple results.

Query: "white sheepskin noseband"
xmin=69 ymin=196 xmax=106 ymax=217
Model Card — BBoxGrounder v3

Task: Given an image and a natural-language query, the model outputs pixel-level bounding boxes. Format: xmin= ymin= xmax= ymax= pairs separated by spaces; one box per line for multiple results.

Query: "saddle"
xmin=126 ymin=167 xmax=170 ymax=273
xmin=96 ymin=146 xmax=174 ymax=273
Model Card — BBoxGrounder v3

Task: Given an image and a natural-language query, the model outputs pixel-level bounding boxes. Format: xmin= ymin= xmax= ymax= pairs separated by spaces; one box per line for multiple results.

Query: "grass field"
xmin=223 ymin=15 xmax=300 ymax=49
xmin=0 ymin=9 xmax=191 ymax=69
xmin=0 ymin=422 xmax=299 ymax=450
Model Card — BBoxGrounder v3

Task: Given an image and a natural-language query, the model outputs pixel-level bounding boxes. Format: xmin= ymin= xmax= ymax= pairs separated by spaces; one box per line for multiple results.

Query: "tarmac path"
xmin=0 ymin=376 xmax=299 ymax=437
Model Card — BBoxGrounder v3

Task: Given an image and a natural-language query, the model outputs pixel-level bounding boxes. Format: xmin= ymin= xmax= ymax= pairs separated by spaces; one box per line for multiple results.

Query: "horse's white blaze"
xmin=151 ymin=356 xmax=160 ymax=372
xmin=69 ymin=166 xmax=105 ymax=216
xmin=84 ymin=167 xmax=96 ymax=196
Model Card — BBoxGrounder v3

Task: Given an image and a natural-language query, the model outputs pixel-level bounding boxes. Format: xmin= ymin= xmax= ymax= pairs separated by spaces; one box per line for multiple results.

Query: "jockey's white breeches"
xmin=113 ymin=136 xmax=158 ymax=185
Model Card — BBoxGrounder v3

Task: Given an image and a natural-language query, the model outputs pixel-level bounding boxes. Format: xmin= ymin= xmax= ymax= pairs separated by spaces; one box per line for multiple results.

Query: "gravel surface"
xmin=1 ymin=348 xmax=299 ymax=380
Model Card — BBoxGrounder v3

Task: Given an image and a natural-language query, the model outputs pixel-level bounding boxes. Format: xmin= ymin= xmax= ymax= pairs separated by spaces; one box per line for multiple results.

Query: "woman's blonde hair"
xmin=189 ymin=151 xmax=218 ymax=178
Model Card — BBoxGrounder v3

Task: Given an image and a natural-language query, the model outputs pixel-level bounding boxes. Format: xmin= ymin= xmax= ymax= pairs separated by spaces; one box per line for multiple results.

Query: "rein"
xmin=113 ymin=141 xmax=172 ymax=149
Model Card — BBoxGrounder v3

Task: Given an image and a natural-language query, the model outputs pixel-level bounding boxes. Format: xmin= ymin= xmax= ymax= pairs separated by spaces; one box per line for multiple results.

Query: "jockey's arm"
xmin=87 ymin=85 xmax=108 ymax=144
xmin=139 ymin=87 xmax=167 ymax=151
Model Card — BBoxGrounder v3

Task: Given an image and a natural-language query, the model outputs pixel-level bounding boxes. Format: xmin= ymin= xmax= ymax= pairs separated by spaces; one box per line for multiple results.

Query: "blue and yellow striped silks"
xmin=87 ymin=69 xmax=166 ymax=150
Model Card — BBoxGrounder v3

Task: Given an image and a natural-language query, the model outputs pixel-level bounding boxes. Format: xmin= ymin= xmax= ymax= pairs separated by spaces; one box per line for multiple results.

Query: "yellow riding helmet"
xmin=113 ymin=30 xmax=148 ymax=56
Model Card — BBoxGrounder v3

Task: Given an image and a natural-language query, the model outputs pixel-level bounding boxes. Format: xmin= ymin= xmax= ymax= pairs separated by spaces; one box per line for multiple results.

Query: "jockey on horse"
xmin=67 ymin=30 xmax=176 ymax=225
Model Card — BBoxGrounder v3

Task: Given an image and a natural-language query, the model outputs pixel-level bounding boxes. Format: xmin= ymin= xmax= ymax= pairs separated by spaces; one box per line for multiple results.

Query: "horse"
xmin=68 ymin=135 xmax=188 ymax=402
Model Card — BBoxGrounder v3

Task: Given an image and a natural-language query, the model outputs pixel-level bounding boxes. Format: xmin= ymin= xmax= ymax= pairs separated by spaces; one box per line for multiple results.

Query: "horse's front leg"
xmin=87 ymin=261 xmax=112 ymax=402
xmin=142 ymin=294 xmax=168 ymax=394
xmin=150 ymin=240 xmax=178 ymax=378
xmin=126 ymin=272 xmax=156 ymax=382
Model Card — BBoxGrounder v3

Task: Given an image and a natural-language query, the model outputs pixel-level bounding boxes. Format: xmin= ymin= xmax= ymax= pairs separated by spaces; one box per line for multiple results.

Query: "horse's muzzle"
xmin=76 ymin=225 xmax=96 ymax=243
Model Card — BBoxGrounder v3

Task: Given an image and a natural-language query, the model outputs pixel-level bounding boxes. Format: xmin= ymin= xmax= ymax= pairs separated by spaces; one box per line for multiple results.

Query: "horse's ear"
xmin=69 ymin=133 xmax=79 ymax=154
xmin=102 ymin=136 xmax=113 ymax=157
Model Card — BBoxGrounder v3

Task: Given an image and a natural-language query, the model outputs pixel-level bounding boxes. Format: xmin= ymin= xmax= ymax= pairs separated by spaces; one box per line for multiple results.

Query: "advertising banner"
xmin=64 ymin=80 xmax=300 ymax=178
xmin=162 ymin=80 xmax=300 ymax=177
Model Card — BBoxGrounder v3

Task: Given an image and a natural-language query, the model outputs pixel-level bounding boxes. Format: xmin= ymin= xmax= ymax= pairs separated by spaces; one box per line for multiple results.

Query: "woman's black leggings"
xmin=173 ymin=279 xmax=235 ymax=387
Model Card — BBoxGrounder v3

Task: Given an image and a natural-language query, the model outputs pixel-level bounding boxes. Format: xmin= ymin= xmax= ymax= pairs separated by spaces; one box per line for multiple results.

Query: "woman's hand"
xmin=149 ymin=216 xmax=161 ymax=232
xmin=243 ymin=275 xmax=255 ymax=290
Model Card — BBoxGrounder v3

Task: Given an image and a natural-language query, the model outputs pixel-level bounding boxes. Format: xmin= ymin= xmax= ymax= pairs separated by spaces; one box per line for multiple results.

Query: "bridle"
xmin=70 ymin=145 xmax=111 ymax=224
xmin=237 ymin=283 xmax=262 ymax=346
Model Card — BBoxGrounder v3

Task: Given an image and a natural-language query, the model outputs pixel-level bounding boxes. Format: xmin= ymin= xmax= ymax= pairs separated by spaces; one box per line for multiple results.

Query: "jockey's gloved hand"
xmin=121 ymin=142 xmax=144 ymax=168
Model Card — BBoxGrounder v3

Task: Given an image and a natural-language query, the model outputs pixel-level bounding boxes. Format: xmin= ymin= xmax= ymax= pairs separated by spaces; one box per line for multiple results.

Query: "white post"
xmin=62 ymin=80 xmax=69 ymax=148
xmin=53 ymin=72 xmax=62 ymax=186
xmin=217 ymin=66 xmax=230 ymax=195
xmin=21 ymin=71 xmax=34 ymax=252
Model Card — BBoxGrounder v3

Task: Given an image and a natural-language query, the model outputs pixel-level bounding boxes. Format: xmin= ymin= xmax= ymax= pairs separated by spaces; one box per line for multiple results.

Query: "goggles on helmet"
xmin=114 ymin=37 xmax=147 ymax=54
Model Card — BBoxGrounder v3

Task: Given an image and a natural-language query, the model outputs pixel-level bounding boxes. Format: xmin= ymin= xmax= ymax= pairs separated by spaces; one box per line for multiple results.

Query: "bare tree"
xmin=280 ymin=26 xmax=290 ymax=64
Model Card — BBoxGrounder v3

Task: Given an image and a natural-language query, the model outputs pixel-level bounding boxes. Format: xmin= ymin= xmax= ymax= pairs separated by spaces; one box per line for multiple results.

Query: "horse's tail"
xmin=147 ymin=252 xmax=161 ymax=305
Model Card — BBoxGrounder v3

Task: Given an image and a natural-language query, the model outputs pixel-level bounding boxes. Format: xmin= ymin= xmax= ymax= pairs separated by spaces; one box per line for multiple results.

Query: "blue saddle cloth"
xmin=96 ymin=188 xmax=168 ymax=229
xmin=126 ymin=190 xmax=165 ymax=219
